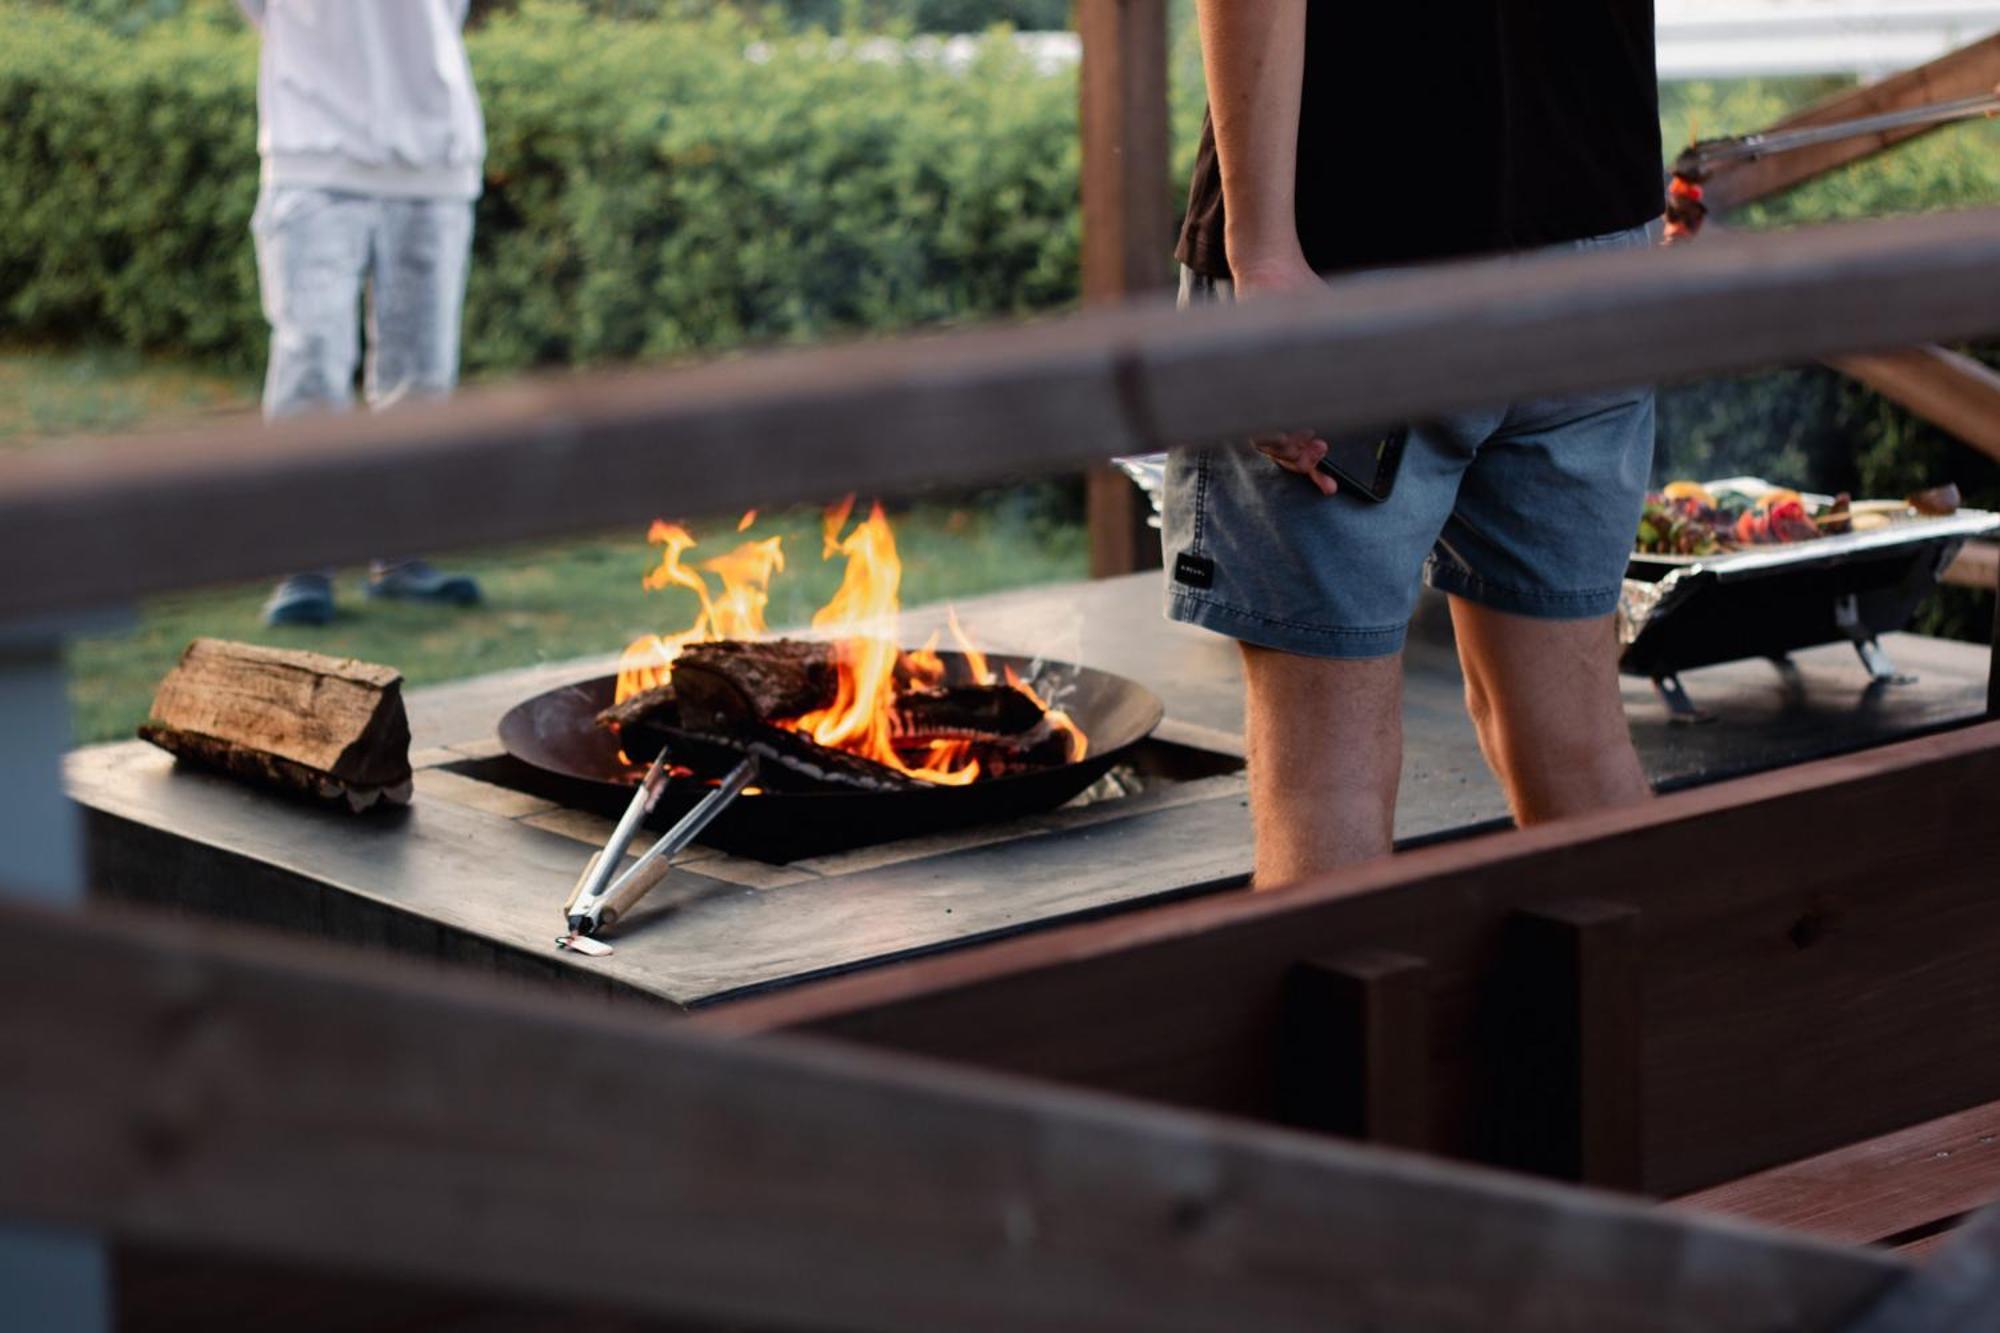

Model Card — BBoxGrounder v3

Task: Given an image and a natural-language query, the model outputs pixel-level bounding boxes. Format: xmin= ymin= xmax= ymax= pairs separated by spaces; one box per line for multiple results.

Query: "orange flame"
xmin=615 ymin=517 xmax=783 ymax=702
xmin=1005 ymin=665 xmax=1088 ymax=763
xmin=613 ymin=499 xmax=1083 ymax=786
xmin=792 ymin=502 xmax=980 ymax=785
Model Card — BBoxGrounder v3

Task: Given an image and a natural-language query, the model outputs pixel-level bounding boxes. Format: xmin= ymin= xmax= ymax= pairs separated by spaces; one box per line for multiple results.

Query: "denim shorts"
xmin=1163 ymin=222 xmax=1659 ymax=659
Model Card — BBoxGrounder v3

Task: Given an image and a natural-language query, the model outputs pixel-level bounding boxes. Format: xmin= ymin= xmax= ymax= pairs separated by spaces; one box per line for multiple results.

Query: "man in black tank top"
xmin=1178 ymin=2 xmax=1662 ymax=276
xmin=1163 ymin=2 xmax=1663 ymax=886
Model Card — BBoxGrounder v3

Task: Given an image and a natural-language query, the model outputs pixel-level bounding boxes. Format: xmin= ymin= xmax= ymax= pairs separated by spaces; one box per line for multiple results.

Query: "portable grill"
xmin=497 ymin=651 xmax=1165 ymax=862
xmin=1620 ymin=509 xmax=1999 ymax=719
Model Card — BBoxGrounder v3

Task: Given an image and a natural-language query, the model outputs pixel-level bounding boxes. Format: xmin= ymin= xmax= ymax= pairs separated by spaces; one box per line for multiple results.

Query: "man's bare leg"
xmin=1239 ymin=642 xmax=1404 ymax=887
xmin=1449 ymin=599 xmax=1651 ymax=824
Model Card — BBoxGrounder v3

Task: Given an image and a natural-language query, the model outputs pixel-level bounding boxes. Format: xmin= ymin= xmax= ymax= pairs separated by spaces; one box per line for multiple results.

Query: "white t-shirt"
xmin=237 ymin=0 xmax=486 ymax=201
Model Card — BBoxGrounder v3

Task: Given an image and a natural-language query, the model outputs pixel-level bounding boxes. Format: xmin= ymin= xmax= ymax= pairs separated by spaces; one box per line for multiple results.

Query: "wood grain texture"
xmin=9 ymin=210 xmax=2000 ymax=621
xmin=1077 ymin=0 xmax=1173 ymax=306
xmin=1676 ymin=1099 xmax=2000 ymax=1247
xmin=709 ymin=722 xmax=2000 ymax=1197
xmin=0 ymin=894 xmax=1907 ymax=1333
xmin=1827 ymin=346 xmax=2000 ymax=464
xmin=1078 ymin=0 xmax=1171 ymax=579
xmin=139 ymin=638 xmax=412 ymax=809
xmin=143 ymin=639 xmax=409 ymax=787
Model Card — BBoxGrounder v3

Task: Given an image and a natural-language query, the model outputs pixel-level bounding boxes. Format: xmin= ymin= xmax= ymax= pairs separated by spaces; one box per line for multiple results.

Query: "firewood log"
xmin=138 ymin=639 xmax=413 ymax=811
xmin=669 ymin=639 xmax=838 ymax=726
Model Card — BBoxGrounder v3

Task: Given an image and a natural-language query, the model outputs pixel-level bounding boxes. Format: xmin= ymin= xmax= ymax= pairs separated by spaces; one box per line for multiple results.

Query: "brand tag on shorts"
xmin=1173 ymin=553 xmax=1216 ymax=590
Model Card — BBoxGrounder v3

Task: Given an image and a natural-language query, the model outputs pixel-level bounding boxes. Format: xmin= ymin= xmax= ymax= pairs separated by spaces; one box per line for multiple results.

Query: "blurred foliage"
xmin=23 ymin=0 xmax=1073 ymax=32
xmin=0 ymin=0 xmax=1080 ymax=374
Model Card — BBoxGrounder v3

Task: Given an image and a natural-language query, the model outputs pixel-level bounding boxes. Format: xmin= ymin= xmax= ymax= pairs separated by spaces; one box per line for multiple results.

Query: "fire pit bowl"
xmin=496 ymin=652 xmax=1165 ymax=862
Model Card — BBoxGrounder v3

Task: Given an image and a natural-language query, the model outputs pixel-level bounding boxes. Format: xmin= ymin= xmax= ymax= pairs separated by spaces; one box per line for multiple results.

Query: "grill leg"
xmin=1851 ymin=636 xmax=1914 ymax=687
xmin=1833 ymin=594 xmax=1915 ymax=686
xmin=1652 ymin=674 xmax=1712 ymax=725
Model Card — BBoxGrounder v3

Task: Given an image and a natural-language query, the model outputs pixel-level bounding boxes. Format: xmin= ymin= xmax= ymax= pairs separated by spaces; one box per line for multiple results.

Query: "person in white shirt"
xmin=238 ymin=0 xmax=487 ymax=625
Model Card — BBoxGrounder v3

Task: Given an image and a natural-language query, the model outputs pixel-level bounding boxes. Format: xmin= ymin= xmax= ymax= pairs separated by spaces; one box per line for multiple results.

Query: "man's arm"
xmin=1195 ymin=0 xmax=1335 ymax=493
xmin=234 ymin=0 xmax=266 ymax=27
xmin=1196 ymin=0 xmax=1312 ymax=291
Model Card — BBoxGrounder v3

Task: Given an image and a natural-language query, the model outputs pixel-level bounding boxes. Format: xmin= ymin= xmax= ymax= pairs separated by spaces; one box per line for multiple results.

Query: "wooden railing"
xmin=5 ymin=129 xmax=2000 ymax=1333
xmin=7 ymin=207 xmax=2000 ymax=622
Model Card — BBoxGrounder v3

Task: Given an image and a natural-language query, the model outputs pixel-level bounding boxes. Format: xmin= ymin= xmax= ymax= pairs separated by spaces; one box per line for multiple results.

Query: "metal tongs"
xmin=557 ymin=753 xmax=759 ymax=956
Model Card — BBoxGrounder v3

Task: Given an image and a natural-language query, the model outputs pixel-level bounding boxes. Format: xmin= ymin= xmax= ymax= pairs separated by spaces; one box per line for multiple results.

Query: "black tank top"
xmin=1176 ymin=0 xmax=1663 ymax=276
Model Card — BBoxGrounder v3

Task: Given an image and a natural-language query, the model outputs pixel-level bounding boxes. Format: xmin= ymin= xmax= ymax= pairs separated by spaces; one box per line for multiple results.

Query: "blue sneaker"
xmin=262 ymin=573 xmax=336 ymax=627
xmin=366 ymin=559 xmax=482 ymax=607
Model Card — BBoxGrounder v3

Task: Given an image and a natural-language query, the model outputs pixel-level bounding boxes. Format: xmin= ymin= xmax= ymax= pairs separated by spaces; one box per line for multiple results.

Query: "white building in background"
xmin=917 ymin=0 xmax=2000 ymax=83
xmin=1656 ymin=0 xmax=2000 ymax=79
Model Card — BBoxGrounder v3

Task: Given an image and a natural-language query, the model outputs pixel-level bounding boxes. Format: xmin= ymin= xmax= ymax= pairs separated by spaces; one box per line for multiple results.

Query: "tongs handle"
xmin=566 ymin=749 xmax=670 ymax=919
xmin=574 ymin=756 xmax=758 ymax=936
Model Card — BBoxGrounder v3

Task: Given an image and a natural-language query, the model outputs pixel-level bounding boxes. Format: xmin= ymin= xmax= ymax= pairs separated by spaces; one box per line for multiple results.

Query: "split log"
xmin=670 ymin=639 xmax=838 ymax=726
xmin=138 ymin=639 xmax=412 ymax=812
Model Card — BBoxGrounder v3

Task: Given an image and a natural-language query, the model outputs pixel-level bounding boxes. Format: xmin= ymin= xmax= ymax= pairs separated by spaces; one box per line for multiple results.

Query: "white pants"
xmin=251 ymin=185 xmax=473 ymax=419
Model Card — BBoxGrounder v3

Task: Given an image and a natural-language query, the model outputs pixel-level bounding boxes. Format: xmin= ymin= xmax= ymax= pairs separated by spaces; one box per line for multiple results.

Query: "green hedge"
xmin=0 ymin=1 xmax=1080 ymax=373
xmin=30 ymin=0 xmax=1074 ymax=36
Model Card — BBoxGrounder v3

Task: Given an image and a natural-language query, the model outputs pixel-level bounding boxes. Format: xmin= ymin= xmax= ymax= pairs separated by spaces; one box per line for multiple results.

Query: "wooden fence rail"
xmin=0 ymin=889 xmax=1915 ymax=1333
xmin=5 ymin=207 xmax=2000 ymax=621
xmin=709 ymin=722 xmax=2000 ymax=1200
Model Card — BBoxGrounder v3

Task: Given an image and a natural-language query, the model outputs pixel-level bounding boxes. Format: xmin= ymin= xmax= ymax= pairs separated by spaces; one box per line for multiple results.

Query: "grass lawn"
xmin=0 ymin=345 xmax=259 ymax=446
xmin=4 ymin=347 xmax=1089 ymax=744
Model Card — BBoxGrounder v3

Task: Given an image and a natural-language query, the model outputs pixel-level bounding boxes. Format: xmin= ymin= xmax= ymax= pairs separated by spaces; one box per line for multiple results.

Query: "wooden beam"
xmin=1078 ymin=0 xmax=1173 ymax=306
xmin=1826 ymin=346 xmax=2000 ymax=464
xmin=1490 ymin=902 xmax=1644 ymax=1191
xmin=1277 ymin=951 xmax=1432 ymax=1149
xmin=1079 ymin=0 xmax=1171 ymax=578
xmin=0 ymin=898 xmax=1908 ymax=1333
xmin=1699 ymin=34 xmax=2000 ymax=214
xmin=709 ymin=722 xmax=2000 ymax=1197
xmin=1676 ymin=1097 xmax=2000 ymax=1247
xmin=1941 ymin=541 xmax=1998 ymax=592
xmin=6 ymin=209 xmax=2000 ymax=621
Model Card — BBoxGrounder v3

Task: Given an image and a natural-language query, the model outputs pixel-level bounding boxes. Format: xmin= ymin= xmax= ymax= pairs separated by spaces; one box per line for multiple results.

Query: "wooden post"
xmin=0 ymin=620 xmax=113 ymax=1333
xmin=1279 ymin=951 xmax=1432 ymax=1149
xmin=1490 ymin=900 xmax=1645 ymax=1191
xmin=1989 ymin=575 xmax=1999 ymax=719
xmin=1078 ymin=0 xmax=1170 ymax=578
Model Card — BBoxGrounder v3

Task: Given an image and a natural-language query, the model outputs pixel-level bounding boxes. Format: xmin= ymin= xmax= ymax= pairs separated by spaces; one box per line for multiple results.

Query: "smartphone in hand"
xmin=1315 ymin=427 xmax=1408 ymax=503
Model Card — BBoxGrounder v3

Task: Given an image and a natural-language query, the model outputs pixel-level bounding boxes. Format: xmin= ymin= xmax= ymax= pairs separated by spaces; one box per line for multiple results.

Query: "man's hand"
xmin=1197 ymin=0 xmax=1334 ymax=497
xmin=1232 ymin=251 xmax=1338 ymax=497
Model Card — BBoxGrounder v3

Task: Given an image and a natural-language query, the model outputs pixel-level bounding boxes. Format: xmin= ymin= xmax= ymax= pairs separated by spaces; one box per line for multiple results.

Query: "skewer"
xmin=563 ymin=755 xmax=759 ymax=945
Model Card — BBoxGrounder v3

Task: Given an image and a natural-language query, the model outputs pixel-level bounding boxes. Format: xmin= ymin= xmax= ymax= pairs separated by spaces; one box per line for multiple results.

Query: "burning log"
xmin=892 ymin=685 xmax=1075 ymax=772
xmin=596 ymin=638 xmax=1082 ymax=793
xmin=670 ymin=639 xmax=838 ymax=726
xmin=139 ymin=639 xmax=412 ymax=812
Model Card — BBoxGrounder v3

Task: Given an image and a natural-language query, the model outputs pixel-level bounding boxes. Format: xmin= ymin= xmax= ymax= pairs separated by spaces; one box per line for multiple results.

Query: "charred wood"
xmin=671 ymin=640 xmax=838 ymax=726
